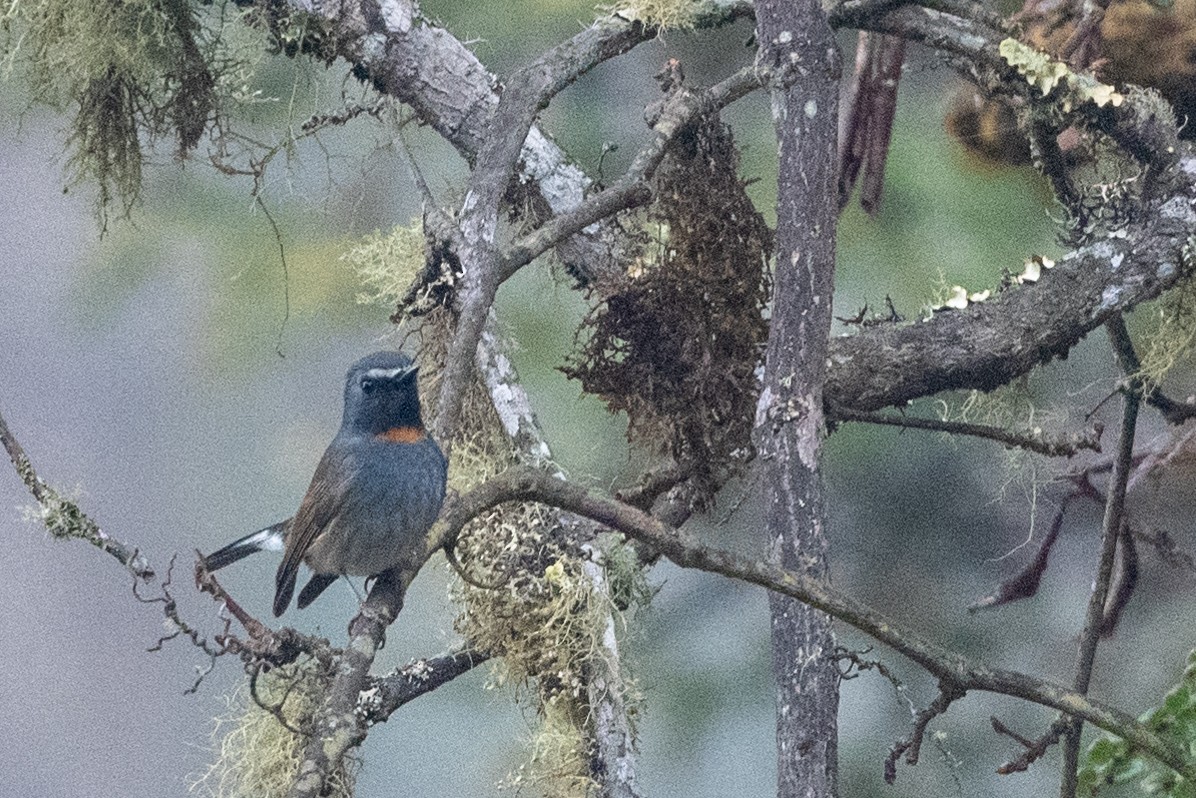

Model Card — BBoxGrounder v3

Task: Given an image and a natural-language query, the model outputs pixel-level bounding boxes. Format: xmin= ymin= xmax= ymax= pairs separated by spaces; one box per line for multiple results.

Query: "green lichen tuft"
xmin=344 ymin=220 xmax=427 ymax=308
xmin=935 ymin=380 xmax=1063 ymax=523
xmin=410 ymin=305 xmax=644 ymax=798
xmin=504 ymin=697 xmax=598 ymax=797
xmin=454 ymin=495 xmax=619 ymax=798
xmin=601 ymin=534 xmax=656 ymax=611
xmin=20 ymin=485 xmax=92 ymax=541
xmin=1137 ymin=264 xmax=1196 ymax=390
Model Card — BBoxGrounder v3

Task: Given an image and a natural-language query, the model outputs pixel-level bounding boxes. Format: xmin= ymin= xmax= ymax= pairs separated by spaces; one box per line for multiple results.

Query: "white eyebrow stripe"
xmin=363 ymin=367 xmax=408 ymax=380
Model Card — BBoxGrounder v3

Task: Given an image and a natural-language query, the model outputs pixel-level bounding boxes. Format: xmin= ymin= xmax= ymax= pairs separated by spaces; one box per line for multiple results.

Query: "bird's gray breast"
xmin=304 ymin=437 xmax=446 ymax=577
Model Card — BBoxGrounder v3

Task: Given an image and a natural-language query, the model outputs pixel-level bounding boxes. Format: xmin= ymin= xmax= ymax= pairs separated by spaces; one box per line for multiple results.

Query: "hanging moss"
xmin=1137 ymin=246 xmax=1196 ymax=389
xmin=2 ymin=0 xmax=222 ymax=215
xmin=0 ymin=0 xmax=331 ymax=220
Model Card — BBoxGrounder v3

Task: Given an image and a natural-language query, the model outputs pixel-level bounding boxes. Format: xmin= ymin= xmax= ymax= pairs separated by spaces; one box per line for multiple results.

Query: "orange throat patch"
xmin=378 ymin=426 xmax=426 ymax=444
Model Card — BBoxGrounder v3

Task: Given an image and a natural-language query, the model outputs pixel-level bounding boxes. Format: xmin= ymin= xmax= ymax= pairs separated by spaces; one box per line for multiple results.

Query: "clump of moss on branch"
xmin=604 ymin=0 xmax=704 ymax=30
xmin=563 ymin=112 xmax=771 ymax=507
xmin=384 ymin=303 xmax=641 ymax=798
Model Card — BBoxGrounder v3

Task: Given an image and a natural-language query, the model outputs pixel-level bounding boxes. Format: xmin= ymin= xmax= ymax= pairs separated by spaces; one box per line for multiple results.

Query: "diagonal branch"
xmin=362 ymin=649 xmax=491 ymax=723
xmin=441 ymin=466 xmax=1196 ymax=779
xmin=252 ymin=0 xmax=751 ymax=286
xmin=286 ymin=569 xmax=412 ymax=798
xmin=496 ymin=64 xmax=768 ymax=282
xmin=825 ymin=154 xmax=1196 ymax=411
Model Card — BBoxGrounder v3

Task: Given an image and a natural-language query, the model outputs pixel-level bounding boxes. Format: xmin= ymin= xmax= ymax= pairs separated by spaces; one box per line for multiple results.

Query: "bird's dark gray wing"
xmin=273 ymin=442 xmax=356 ymax=617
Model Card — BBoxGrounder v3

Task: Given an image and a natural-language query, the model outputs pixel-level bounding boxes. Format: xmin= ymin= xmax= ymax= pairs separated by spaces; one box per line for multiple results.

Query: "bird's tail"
xmin=203 ymin=520 xmax=288 ymax=571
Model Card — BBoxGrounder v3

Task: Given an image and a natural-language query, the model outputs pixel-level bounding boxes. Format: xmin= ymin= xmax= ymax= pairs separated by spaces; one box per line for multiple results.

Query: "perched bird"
xmin=203 ymin=352 xmax=447 ymax=617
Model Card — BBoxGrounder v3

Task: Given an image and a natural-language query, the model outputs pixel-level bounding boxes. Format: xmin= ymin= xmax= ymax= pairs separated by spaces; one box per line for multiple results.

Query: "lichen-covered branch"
xmin=0 ymin=407 xmax=154 ymax=579
xmin=248 ymin=0 xmax=1196 ymax=419
xmin=831 ymin=403 xmax=1103 ymax=457
xmin=286 ymin=569 xmax=411 ymax=798
xmin=362 ymin=649 xmax=490 ymax=723
xmin=473 ymin=313 xmax=642 ymax=798
xmin=825 ymin=149 xmax=1196 ymax=411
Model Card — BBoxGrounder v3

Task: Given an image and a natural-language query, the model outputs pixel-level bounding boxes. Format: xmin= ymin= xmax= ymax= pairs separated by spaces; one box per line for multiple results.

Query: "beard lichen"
xmin=346 ymin=217 xmax=461 ymax=323
xmin=344 ymin=219 xmax=429 ymax=309
xmin=3 ymin=0 xmax=224 ymax=216
xmin=445 ymin=415 xmax=622 ymax=797
xmin=453 ymin=497 xmax=631 ymax=798
xmin=193 ymin=658 xmax=356 ymax=798
xmin=562 ymin=112 xmax=772 ymax=507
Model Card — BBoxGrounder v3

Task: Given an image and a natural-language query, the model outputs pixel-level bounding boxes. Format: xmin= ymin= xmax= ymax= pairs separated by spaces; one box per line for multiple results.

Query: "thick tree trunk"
xmin=752 ymin=3 xmax=842 ymax=797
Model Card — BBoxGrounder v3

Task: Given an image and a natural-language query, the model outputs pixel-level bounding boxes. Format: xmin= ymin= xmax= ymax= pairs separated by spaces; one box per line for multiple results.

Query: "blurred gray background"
xmin=3 ymin=3 xmax=1195 ymax=797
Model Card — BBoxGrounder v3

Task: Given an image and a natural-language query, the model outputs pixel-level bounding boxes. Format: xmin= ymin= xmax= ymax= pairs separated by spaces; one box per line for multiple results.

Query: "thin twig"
xmin=1106 ymin=315 xmax=1196 ymax=425
xmin=1100 ymin=522 xmax=1138 ymax=637
xmin=1059 ymin=319 xmax=1143 ymax=798
xmin=255 ymin=195 xmax=290 ymax=359
xmin=134 ymin=555 xmax=223 ymax=693
xmin=886 ymin=682 xmax=966 ymax=783
xmin=249 ymin=664 xmax=310 ymax=737
xmin=994 ymin=716 xmax=1069 ymax=774
xmin=1028 ymin=115 xmax=1079 ymax=209
xmin=831 ymin=403 xmax=1103 ymax=458
xmin=1145 ymin=392 xmax=1196 ymax=426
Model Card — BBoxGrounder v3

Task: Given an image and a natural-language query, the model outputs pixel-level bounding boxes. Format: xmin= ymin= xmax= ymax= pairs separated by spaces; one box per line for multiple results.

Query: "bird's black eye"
xmin=360 ymin=378 xmax=376 ymax=394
